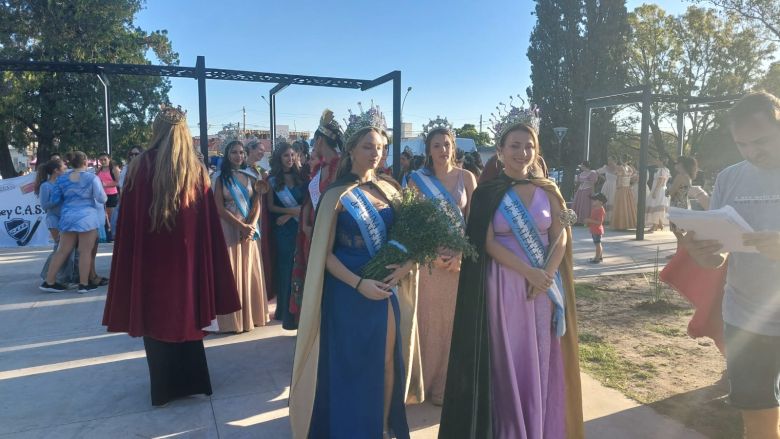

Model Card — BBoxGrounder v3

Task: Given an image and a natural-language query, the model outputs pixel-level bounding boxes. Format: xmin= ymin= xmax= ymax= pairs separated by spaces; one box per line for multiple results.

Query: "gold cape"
xmin=289 ymin=179 xmax=423 ymax=439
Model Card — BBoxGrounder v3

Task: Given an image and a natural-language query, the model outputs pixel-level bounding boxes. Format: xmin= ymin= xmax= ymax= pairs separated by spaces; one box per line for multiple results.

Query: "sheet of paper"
xmin=668 ymin=206 xmax=757 ymax=253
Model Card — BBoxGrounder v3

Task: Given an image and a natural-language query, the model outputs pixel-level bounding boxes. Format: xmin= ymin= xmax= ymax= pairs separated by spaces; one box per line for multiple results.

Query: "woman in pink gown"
xmin=407 ymin=127 xmax=476 ymax=405
xmin=572 ymin=161 xmax=597 ymax=224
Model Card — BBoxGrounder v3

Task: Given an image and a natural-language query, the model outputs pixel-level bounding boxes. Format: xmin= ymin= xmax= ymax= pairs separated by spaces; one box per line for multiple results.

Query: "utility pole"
xmin=479 ymin=114 xmax=483 ymax=133
xmin=242 ymin=107 xmax=246 ymax=138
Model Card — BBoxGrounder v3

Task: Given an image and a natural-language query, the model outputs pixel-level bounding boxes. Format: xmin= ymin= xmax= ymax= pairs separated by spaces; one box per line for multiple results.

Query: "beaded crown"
xmin=421 ymin=116 xmax=454 ymax=139
xmin=156 ymin=105 xmax=187 ymax=125
xmin=343 ymin=101 xmax=388 ymax=141
xmin=489 ymin=95 xmax=541 ymax=140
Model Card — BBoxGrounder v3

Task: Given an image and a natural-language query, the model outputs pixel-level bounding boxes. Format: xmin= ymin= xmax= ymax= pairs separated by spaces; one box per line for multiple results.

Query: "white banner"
xmin=0 ymin=174 xmax=51 ymax=248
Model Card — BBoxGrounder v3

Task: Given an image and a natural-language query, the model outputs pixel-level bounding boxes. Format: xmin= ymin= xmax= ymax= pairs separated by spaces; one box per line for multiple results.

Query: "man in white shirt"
xmin=686 ymin=92 xmax=780 ymax=439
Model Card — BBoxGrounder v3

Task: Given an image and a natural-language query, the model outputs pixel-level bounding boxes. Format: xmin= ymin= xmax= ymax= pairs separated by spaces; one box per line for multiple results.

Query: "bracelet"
xmin=354 ymin=277 xmax=364 ymax=290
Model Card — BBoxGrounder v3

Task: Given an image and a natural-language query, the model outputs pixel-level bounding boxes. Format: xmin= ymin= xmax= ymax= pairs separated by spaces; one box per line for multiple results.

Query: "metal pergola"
xmin=584 ymin=86 xmax=742 ymax=240
xmin=0 ymin=56 xmax=404 ymax=175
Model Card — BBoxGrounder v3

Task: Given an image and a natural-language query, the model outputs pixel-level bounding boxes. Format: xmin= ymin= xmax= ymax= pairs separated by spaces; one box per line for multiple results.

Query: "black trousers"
xmin=143 ymin=337 xmax=212 ymax=406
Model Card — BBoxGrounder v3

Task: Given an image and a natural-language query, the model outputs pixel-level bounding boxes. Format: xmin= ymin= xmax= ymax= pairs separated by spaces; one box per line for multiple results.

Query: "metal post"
xmin=269 ymin=83 xmax=289 ymax=152
xmin=96 ymin=71 xmax=111 ymax=155
xmin=270 ymin=93 xmax=276 ymax=149
xmin=392 ymin=71 xmax=402 ymax=178
xmin=585 ymin=107 xmax=592 ymax=161
xmin=196 ymin=56 xmax=209 ymax=162
xmin=676 ymin=106 xmax=685 ymax=156
xmin=636 ymin=87 xmax=652 ymax=241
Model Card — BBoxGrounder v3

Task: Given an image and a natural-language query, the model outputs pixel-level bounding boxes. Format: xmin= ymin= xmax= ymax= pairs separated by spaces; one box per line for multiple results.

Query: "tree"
xmin=758 ymin=61 xmax=780 ymax=96
xmin=528 ymin=0 xmax=630 ymax=197
xmin=0 ymin=0 xmax=178 ymax=178
xmin=625 ymin=5 xmax=774 ymax=160
xmin=454 ymin=124 xmax=491 ymax=146
xmin=695 ymin=0 xmax=780 ymax=42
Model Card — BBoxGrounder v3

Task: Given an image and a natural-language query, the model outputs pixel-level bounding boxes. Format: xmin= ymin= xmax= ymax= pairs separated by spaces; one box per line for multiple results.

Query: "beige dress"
xmin=612 ymin=166 xmax=637 ymax=230
xmin=217 ymin=172 xmax=269 ymax=332
xmin=417 ymin=170 xmax=468 ymax=404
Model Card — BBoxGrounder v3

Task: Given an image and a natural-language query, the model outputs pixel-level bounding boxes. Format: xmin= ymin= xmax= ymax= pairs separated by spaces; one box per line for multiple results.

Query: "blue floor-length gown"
xmin=309 ymin=208 xmax=410 ymax=439
xmin=271 ymin=185 xmax=305 ymax=329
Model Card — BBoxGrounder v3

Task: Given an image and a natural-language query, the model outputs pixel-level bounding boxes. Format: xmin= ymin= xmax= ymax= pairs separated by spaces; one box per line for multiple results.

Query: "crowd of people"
xmin=27 ymin=91 xmax=780 ymax=439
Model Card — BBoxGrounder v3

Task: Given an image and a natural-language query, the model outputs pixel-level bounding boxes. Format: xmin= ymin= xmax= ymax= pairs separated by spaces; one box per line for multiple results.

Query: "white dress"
xmin=597 ymin=166 xmax=618 ymax=222
xmin=645 ymin=167 xmax=670 ymax=226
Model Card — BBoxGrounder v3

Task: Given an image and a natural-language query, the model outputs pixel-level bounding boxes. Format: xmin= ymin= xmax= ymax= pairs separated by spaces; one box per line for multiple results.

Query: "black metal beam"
xmin=205 ymin=68 xmax=366 ymax=88
xmin=360 ymin=71 xmax=398 ymax=91
xmin=392 ymin=71 xmax=402 ymax=178
xmin=586 ymin=95 xmax=643 ymax=109
xmin=0 ymin=60 xmax=198 ymax=78
xmin=584 ymin=85 xmax=646 ymax=100
xmin=636 ymin=88 xmax=652 ymax=241
xmin=196 ymin=56 xmax=209 ymax=162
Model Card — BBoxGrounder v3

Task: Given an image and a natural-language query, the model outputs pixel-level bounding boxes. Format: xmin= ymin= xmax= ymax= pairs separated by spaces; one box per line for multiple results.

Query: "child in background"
xmin=585 ymin=192 xmax=607 ymax=263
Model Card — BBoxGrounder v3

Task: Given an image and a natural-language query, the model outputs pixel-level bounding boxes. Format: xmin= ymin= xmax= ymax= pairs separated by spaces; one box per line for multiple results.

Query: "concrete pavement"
xmin=0 ymin=228 xmax=707 ymax=438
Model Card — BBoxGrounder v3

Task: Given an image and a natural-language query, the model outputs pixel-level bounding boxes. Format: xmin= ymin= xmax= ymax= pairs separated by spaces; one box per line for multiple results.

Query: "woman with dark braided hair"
xmin=289 ymin=109 xmax=344 ymax=323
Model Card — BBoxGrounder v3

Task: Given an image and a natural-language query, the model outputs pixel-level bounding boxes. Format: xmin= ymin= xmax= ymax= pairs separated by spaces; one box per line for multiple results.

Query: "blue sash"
xmin=226 ymin=173 xmax=260 ymax=240
xmin=341 ymin=187 xmax=386 ymax=257
xmin=270 ymin=176 xmax=300 ymax=223
xmin=498 ymin=188 xmax=566 ymax=337
xmin=410 ymin=169 xmax=465 ymax=228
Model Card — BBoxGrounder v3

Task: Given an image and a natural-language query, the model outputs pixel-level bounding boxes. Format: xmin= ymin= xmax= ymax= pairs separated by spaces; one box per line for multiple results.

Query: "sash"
xmin=410 ymin=169 xmax=465 ymax=228
xmin=270 ymin=176 xmax=300 ymax=222
xmin=341 ymin=187 xmax=386 ymax=257
xmin=499 ymin=188 xmax=566 ymax=337
xmin=309 ymin=170 xmax=322 ymax=209
xmin=226 ymin=173 xmax=260 ymax=240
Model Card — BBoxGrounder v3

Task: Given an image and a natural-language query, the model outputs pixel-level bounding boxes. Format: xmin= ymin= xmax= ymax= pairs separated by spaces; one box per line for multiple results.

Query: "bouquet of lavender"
xmin=362 ymin=189 xmax=477 ymax=280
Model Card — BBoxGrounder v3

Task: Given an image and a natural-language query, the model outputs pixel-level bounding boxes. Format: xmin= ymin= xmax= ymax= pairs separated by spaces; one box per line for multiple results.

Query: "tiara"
xmin=421 ymin=116 xmax=454 ymax=139
xmin=343 ymin=101 xmax=388 ymax=141
xmin=317 ymin=109 xmax=343 ymax=142
xmin=489 ymin=95 xmax=541 ymax=139
xmin=156 ymin=105 xmax=187 ymax=125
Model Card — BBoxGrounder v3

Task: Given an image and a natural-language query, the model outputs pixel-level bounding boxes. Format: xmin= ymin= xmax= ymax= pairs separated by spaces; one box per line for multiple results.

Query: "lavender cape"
xmin=439 ymin=173 xmax=583 ymax=439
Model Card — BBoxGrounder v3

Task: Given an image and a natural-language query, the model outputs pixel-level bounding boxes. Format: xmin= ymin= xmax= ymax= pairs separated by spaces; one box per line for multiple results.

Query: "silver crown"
xmin=489 ymin=95 xmax=541 ymax=139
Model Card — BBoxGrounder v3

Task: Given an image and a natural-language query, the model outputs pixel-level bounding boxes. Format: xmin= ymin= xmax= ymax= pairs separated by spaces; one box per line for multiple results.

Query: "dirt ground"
xmin=576 ymin=274 xmax=742 ymax=439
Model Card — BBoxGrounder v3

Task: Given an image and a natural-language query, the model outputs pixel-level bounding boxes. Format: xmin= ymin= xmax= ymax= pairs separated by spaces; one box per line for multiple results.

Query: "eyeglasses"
xmin=128 ymin=152 xmax=139 ymax=157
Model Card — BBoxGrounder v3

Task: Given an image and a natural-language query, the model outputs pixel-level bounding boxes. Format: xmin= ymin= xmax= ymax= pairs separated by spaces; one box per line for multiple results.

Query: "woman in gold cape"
xmin=439 ymin=123 xmax=583 ymax=438
xmin=289 ymin=127 xmax=423 ymax=439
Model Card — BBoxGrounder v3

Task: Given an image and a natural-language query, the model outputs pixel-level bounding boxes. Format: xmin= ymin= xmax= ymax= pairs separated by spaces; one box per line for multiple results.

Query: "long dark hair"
xmin=424 ymin=127 xmax=458 ymax=170
xmin=269 ymin=142 xmax=303 ymax=192
xmin=677 ymin=156 xmax=698 ymax=178
xmin=219 ymin=140 xmax=246 ymax=188
xmin=34 ymin=158 xmax=63 ymax=195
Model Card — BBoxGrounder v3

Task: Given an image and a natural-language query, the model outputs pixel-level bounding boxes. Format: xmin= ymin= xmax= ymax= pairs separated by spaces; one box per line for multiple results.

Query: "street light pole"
xmin=401 ymin=86 xmax=412 ymax=114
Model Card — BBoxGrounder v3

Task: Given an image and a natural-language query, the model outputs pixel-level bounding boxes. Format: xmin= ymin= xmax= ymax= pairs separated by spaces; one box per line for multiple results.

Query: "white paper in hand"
xmin=668 ymin=206 xmax=757 ymax=253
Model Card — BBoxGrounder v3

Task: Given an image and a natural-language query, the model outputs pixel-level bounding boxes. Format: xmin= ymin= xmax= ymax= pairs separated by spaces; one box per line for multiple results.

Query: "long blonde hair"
xmin=336 ymin=126 xmax=388 ymax=179
xmin=126 ymin=108 xmax=208 ymax=232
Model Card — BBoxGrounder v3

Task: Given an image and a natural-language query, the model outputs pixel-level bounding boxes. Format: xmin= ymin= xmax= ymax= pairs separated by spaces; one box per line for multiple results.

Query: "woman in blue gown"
xmin=290 ymin=127 xmax=422 ymax=439
xmin=266 ymin=143 xmax=306 ymax=329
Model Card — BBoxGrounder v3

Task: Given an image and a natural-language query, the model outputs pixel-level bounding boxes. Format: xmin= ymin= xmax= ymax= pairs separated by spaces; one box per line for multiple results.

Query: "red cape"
xmin=289 ymin=157 xmax=339 ymax=320
xmin=102 ymin=150 xmax=241 ymax=342
xmin=660 ymin=246 xmax=726 ymax=353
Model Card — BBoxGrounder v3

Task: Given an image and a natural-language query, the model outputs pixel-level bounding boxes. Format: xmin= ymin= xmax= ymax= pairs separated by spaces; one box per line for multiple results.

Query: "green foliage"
xmin=528 ymin=0 xmax=630 ymax=197
xmin=0 ymin=0 xmax=178 ymax=176
xmin=579 ymin=332 xmax=659 ymax=395
xmin=625 ymin=4 xmax=775 ymax=164
xmin=695 ymin=0 xmax=780 ymax=42
xmin=454 ymin=124 xmax=491 ymax=146
xmin=362 ymin=189 xmax=477 ymax=280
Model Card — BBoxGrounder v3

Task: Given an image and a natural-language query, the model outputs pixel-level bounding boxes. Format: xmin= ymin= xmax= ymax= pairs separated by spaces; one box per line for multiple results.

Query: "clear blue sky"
xmin=136 ymin=0 xmax=689 ymax=136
